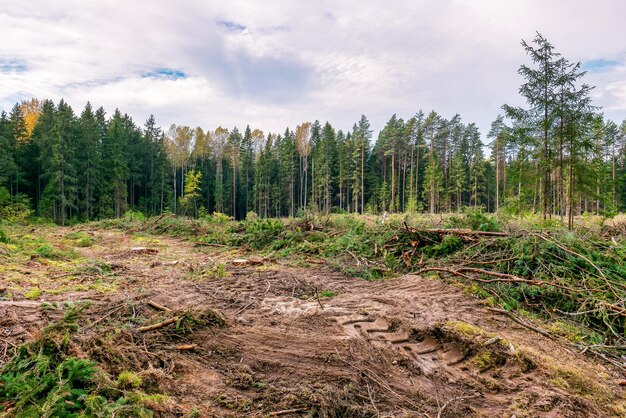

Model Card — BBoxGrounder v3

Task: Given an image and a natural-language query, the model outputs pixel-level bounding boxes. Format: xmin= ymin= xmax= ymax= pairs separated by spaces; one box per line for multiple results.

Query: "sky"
xmin=1 ymin=0 xmax=625 ymax=140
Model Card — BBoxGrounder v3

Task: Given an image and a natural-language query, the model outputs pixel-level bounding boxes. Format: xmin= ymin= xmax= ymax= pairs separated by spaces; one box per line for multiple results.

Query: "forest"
xmin=2 ymin=32 xmax=626 ymax=417
xmin=1 ymin=33 xmax=625 ymax=226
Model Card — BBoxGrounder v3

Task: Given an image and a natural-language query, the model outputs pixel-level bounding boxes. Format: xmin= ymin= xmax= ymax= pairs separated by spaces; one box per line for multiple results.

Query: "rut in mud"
xmin=1 ymin=227 xmax=624 ymax=417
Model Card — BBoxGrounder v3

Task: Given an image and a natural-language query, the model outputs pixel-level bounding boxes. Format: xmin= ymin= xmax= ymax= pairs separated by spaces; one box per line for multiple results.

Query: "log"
xmin=137 ymin=316 xmax=179 ymax=332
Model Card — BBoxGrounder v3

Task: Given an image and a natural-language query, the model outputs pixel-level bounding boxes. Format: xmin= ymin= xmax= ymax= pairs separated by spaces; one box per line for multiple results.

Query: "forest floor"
xmin=1 ymin=218 xmax=626 ymax=417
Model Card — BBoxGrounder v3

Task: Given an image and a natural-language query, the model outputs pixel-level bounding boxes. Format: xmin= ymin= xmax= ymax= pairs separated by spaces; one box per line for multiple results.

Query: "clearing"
xmin=1 ymin=220 xmax=625 ymax=417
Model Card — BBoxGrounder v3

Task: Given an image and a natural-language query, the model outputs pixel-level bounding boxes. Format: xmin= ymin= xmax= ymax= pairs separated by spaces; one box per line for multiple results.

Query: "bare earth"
xmin=1 ymin=226 xmax=624 ymax=417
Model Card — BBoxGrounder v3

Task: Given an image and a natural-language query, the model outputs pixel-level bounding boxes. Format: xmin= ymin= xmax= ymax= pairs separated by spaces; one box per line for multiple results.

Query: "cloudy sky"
xmin=1 ymin=0 xmax=625 ymax=138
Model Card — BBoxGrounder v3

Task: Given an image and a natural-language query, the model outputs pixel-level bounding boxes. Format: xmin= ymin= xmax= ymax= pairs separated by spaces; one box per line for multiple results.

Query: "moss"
xmin=444 ymin=321 xmax=493 ymax=339
xmin=24 ymin=288 xmax=42 ymax=299
xmin=549 ymin=366 xmax=607 ymax=398
xmin=471 ymin=350 xmax=496 ymax=372
xmin=116 ymin=371 xmax=143 ymax=389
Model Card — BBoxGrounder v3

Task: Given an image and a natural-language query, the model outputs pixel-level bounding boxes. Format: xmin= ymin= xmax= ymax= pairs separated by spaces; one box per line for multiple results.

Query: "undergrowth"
xmin=0 ymin=303 xmax=155 ymax=417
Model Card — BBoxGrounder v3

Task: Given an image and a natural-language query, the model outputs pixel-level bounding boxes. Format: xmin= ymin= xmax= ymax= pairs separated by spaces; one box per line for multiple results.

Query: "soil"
xmin=1 ymin=226 xmax=625 ymax=417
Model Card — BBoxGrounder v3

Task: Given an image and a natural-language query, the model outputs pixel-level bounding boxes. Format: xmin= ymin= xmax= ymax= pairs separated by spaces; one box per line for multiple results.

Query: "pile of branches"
xmin=385 ymin=225 xmax=626 ymax=343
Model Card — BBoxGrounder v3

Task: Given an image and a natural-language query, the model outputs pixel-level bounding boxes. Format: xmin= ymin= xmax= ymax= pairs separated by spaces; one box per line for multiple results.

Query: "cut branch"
xmin=137 ymin=316 xmax=179 ymax=332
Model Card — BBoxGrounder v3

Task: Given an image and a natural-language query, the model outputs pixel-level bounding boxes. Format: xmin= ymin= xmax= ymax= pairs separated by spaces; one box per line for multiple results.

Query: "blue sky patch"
xmin=217 ymin=20 xmax=247 ymax=32
xmin=0 ymin=59 xmax=27 ymax=73
xmin=142 ymin=68 xmax=186 ymax=80
xmin=583 ymin=58 xmax=621 ymax=72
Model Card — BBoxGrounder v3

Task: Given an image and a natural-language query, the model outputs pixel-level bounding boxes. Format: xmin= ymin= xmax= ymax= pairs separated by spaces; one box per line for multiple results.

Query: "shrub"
xmin=239 ymin=218 xmax=284 ymax=249
xmin=123 ymin=210 xmax=147 ymax=222
xmin=446 ymin=208 xmax=501 ymax=232
xmin=0 ymin=227 xmax=8 ymax=243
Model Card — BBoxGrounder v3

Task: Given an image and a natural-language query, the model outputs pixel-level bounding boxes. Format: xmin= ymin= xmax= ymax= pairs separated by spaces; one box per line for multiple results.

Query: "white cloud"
xmin=1 ymin=0 xmax=625 ymax=139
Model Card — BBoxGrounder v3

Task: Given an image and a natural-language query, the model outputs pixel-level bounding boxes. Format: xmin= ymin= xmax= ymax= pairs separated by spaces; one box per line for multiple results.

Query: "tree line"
xmin=1 ymin=33 xmax=625 ymax=224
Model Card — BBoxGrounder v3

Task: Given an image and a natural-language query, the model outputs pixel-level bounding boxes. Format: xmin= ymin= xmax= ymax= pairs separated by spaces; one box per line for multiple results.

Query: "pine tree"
xmin=239 ymin=125 xmax=255 ymax=215
xmin=228 ymin=127 xmax=242 ymax=218
xmin=103 ymin=110 xmax=129 ymax=218
xmin=211 ymin=127 xmax=228 ymax=214
xmin=77 ymin=102 xmax=101 ymax=219
xmin=295 ymin=122 xmax=312 ymax=211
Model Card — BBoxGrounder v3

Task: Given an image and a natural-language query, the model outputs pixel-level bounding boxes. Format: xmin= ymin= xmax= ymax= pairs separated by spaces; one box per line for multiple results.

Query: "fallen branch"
xmin=194 ymin=242 xmax=227 ymax=247
xmin=176 ymin=343 xmax=197 ymax=351
xmin=346 ymin=249 xmax=361 ymax=266
xmin=315 ymin=287 xmax=324 ymax=310
xmin=417 ymin=266 xmax=582 ymax=293
xmin=487 ymin=308 xmax=554 ymax=339
xmin=137 ymin=213 xmax=167 ymax=231
xmin=137 ymin=316 xmax=179 ymax=332
xmin=85 ymin=305 xmax=124 ymax=329
xmin=147 ymin=300 xmax=171 ymax=312
xmin=269 ymin=408 xmax=306 ymax=416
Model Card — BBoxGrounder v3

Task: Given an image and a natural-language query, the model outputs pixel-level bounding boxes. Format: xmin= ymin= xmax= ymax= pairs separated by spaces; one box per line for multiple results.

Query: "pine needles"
xmin=0 ymin=303 xmax=153 ymax=417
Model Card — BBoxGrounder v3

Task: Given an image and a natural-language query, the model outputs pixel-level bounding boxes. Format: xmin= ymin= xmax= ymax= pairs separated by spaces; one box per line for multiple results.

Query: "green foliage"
xmin=0 ymin=226 xmax=9 ymax=243
xmin=429 ymin=235 xmax=464 ymax=256
xmin=238 ymin=218 xmax=285 ymax=250
xmin=446 ymin=208 xmax=501 ymax=232
xmin=116 ymin=371 xmax=143 ymax=389
xmin=0 ymin=190 xmax=33 ymax=222
xmin=0 ymin=303 xmax=154 ymax=417
xmin=123 ymin=210 xmax=147 ymax=222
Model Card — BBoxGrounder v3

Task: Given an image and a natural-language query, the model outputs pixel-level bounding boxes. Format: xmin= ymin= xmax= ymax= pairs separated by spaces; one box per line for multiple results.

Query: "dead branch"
xmin=194 ymin=242 xmax=227 ymax=247
xmin=346 ymin=249 xmax=362 ymax=267
xmin=315 ymin=287 xmax=324 ymax=310
xmin=147 ymin=301 xmax=171 ymax=312
xmin=417 ymin=267 xmax=581 ymax=293
xmin=487 ymin=308 xmax=554 ymax=339
xmin=269 ymin=409 xmax=306 ymax=416
xmin=136 ymin=316 xmax=179 ymax=332
xmin=176 ymin=343 xmax=197 ymax=351
xmin=85 ymin=305 xmax=124 ymax=329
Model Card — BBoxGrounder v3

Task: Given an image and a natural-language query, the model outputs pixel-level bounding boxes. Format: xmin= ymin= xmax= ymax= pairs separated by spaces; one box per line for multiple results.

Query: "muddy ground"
xmin=1 ymin=226 xmax=625 ymax=417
